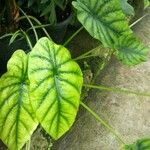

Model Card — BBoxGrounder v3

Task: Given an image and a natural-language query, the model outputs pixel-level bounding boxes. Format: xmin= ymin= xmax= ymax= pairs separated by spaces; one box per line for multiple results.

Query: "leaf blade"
xmin=28 ymin=37 xmax=83 ymax=139
xmin=0 ymin=50 xmax=38 ymax=150
xmin=72 ymin=0 xmax=132 ymax=47
xmin=114 ymin=34 xmax=149 ymax=65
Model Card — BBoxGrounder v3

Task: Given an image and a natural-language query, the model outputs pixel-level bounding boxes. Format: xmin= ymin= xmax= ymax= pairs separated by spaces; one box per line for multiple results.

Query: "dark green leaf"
xmin=41 ymin=4 xmax=52 ymax=16
xmin=72 ymin=0 xmax=132 ymax=47
xmin=115 ymin=34 xmax=149 ymax=65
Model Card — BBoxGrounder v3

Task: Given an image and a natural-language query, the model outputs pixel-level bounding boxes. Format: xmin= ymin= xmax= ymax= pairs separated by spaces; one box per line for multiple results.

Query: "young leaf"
xmin=72 ymin=0 xmax=132 ymax=47
xmin=0 ymin=50 xmax=38 ymax=150
xmin=114 ymin=34 xmax=149 ymax=65
xmin=120 ymin=0 xmax=135 ymax=16
xmin=124 ymin=138 xmax=150 ymax=150
xmin=28 ymin=37 xmax=83 ymax=139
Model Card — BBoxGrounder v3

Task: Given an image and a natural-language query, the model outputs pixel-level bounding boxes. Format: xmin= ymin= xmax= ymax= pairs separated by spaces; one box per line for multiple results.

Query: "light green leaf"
xmin=115 ymin=34 xmax=149 ymax=65
xmin=0 ymin=50 xmax=38 ymax=150
xmin=124 ymin=138 xmax=150 ymax=150
xmin=72 ymin=0 xmax=132 ymax=47
xmin=120 ymin=0 xmax=135 ymax=16
xmin=28 ymin=37 xmax=83 ymax=139
xmin=144 ymin=0 xmax=150 ymax=8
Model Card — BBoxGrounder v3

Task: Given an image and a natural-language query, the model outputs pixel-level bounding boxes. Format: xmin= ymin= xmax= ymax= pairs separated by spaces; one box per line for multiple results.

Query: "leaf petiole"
xmin=80 ymin=101 xmax=126 ymax=145
xmin=83 ymin=84 xmax=150 ymax=97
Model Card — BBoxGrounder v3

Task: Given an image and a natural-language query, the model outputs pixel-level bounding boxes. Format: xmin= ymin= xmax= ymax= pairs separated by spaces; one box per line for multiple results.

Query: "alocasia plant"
xmin=0 ymin=38 xmax=83 ymax=149
xmin=72 ymin=0 xmax=149 ymax=65
xmin=0 ymin=0 xmax=149 ymax=149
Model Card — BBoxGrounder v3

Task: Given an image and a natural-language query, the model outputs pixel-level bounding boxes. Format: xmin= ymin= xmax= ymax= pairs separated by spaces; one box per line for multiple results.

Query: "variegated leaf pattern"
xmin=72 ymin=0 xmax=132 ymax=47
xmin=124 ymin=138 xmax=150 ymax=150
xmin=114 ymin=34 xmax=149 ymax=65
xmin=0 ymin=50 xmax=38 ymax=150
xmin=28 ymin=37 xmax=83 ymax=139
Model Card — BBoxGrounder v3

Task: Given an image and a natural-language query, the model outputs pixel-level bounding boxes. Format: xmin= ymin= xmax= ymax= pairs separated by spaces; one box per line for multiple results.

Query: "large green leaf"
xmin=124 ymin=138 xmax=150 ymax=150
xmin=0 ymin=50 xmax=38 ymax=150
xmin=72 ymin=0 xmax=132 ymax=47
xmin=114 ymin=34 xmax=149 ymax=65
xmin=28 ymin=37 xmax=83 ymax=139
xmin=120 ymin=0 xmax=135 ymax=16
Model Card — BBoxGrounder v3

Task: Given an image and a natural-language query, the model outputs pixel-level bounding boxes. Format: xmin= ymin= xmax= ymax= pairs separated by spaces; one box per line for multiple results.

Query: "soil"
xmin=52 ymin=9 xmax=150 ymax=150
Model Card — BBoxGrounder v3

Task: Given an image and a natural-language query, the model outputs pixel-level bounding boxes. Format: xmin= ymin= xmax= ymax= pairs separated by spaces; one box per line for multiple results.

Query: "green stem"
xmin=83 ymin=84 xmax=150 ymax=97
xmin=17 ymin=16 xmax=52 ymax=40
xmin=74 ymin=45 xmax=102 ymax=61
xmin=18 ymin=8 xmax=39 ymax=42
xmin=0 ymin=33 xmax=13 ymax=40
xmin=80 ymin=101 xmax=126 ymax=144
xmin=75 ymin=54 xmax=99 ymax=60
xmin=21 ymin=30 xmax=33 ymax=50
xmin=26 ymin=24 xmax=52 ymax=33
xmin=91 ymin=50 xmax=113 ymax=84
xmin=26 ymin=138 xmax=31 ymax=150
xmin=63 ymin=26 xmax=84 ymax=46
xmin=130 ymin=14 xmax=148 ymax=28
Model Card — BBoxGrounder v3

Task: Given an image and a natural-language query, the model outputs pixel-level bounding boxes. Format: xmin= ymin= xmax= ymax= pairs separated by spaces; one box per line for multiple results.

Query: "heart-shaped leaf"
xmin=28 ymin=37 xmax=83 ymax=139
xmin=0 ymin=50 xmax=38 ymax=150
xmin=124 ymin=138 xmax=150 ymax=150
xmin=72 ymin=0 xmax=132 ymax=47
xmin=114 ymin=34 xmax=149 ymax=65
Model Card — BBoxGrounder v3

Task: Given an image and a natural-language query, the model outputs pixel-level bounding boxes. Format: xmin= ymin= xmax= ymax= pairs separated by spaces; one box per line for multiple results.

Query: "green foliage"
xmin=72 ymin=0 xmax=149 ymax=65
xmin=0 ymin=0 xmax=149 ymax=149
xmin=120 ymin=0 xmax=135 ymax=16
xmin=72 ymin=0 xmax=132 ymax=47
xmin=124 ymin=138 xmax=150 ymax=150
xmin=17 ymin=0 xmax=70 ymax=24
xmin=114 ymin=34 xmax=149 ymax=65
xmin=28 ymin=37 xmax=83 ymax=139
xmin=0 ymin=50 xmax=38 ymax=150
xmin=0 ymin=37 xmax=83 ymax=149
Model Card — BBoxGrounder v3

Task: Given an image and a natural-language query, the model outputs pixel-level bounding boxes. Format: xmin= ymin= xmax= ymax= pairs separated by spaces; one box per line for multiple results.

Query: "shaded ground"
xmin=53 ymin=10 xmax=150 ymax=150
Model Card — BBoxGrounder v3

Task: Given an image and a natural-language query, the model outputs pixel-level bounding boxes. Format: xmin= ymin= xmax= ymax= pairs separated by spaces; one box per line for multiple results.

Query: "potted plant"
xmin=0 ymin=0 xmax=149 ymax=149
